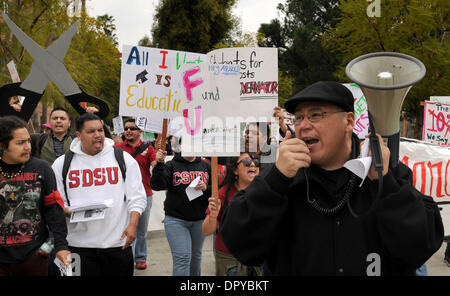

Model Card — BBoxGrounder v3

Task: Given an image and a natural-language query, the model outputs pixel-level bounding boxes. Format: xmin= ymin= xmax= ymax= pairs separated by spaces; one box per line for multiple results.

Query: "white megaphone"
xmin=346 ymin=52 xmax=426 ymax=167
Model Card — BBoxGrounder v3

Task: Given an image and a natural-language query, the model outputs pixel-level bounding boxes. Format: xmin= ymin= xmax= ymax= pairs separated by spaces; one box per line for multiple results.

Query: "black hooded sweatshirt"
xmin=151 ymin=153 xmax=211 ymax=221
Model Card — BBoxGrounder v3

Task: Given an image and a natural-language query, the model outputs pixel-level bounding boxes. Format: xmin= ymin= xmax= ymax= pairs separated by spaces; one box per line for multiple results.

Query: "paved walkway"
xmin=134 ymin=230 xmax=449 ymax=276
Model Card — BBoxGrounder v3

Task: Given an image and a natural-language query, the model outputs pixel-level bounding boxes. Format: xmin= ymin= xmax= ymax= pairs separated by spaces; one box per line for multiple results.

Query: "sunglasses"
xmin=237 ymin=158 xmax=260 ymax=167
xmin=124 ymin=126 xmax=139 ymax=131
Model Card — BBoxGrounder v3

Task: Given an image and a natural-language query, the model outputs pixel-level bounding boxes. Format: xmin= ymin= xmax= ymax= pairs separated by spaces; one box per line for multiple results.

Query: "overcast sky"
xmin=87 ymin=0 xmax=284 ymax=51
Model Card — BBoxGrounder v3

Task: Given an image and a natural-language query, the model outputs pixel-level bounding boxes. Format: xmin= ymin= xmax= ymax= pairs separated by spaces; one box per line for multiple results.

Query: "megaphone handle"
xmin=368 ymin=112 xmax=384 ymax=171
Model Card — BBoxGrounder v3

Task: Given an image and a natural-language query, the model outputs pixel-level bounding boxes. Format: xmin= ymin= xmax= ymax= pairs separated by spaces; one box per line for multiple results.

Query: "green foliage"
xmin=151 ymin=0 xmax=237 ymax=53
xmin=96 ymin=14 xmax=118 ymax=47
xmin=258 ymin=0 xmax=342 ymax=96
xmin=278 ymin=70 xmax=293 ymax=107
xmin=138 ymin=34 xmax=153 ymax=47
xmin=324 ymin=0 xmax=450 ymax=135
xmin=0 ymin=1 xmax=121 ymax=124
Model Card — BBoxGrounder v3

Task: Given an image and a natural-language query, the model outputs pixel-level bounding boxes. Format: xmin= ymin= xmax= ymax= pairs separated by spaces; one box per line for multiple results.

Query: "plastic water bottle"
xmin=37 ymin=240 xmax=54 ymax=258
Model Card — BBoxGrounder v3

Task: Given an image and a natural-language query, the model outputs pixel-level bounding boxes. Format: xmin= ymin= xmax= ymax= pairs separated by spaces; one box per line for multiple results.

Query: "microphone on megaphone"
xmin=345 ymin=52 xmax=426 ymax=168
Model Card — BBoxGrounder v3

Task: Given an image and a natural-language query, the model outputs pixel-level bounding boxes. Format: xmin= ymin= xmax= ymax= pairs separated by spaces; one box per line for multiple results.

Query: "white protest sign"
xmin=227 ymin=47 xmax=279 ymax=120
xmin=185 ymin=176 xmax=203 ymax=201
xmin=119 ymin=45 xmax=206 ymax=134
xmin=422 ymin=101 xmax=450 ymax=146
xmin=400 ymin=140 xmax=450 ymax=235
xmin=343 ymin=83 xmax=370 ymax=139
xmin=400 ymin=141 xmax=450 ymax=201
xmin=181 ymin=48 xmax=241 ymax=157
xmin=7 ymin=60 xmax=25 ymax=104
xmin=135 ymin=116 xmax=147 ymax=131
xmin=112 ymin=116 xmax=124 ymax=134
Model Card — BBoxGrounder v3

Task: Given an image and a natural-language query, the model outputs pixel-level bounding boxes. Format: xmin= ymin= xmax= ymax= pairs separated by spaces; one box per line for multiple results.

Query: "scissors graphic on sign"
xmin=0 ymin=11 xmax=110 ymax=121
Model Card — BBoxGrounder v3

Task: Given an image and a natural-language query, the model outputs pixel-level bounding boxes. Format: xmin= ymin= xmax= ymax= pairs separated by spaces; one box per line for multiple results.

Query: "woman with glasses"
xmin=202 ymin=152 xmax=261 ymax=276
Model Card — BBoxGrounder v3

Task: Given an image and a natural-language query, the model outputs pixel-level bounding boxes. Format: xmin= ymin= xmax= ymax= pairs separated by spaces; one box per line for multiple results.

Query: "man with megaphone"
xmin=220 ymin=81 xmax=443 ymax=276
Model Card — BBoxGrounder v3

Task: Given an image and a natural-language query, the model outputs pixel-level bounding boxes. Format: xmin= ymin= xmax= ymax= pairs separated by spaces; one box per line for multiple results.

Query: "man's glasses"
xmin=124 ymin=126 xmax=139 ymax=131
xmin=294 ymin=111 xmax=345 ymax=125
xmin=237 ymin=158 xmax=260 ymax=167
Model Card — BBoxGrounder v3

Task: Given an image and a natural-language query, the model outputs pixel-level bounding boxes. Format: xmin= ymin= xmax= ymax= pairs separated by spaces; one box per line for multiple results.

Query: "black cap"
xmin=284 ymin=81 xmax=354 ymax=114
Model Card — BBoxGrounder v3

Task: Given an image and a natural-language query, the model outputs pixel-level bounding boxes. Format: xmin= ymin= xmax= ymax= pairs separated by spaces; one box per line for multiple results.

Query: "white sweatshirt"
xmin=52 ymin=137 xmax=147 ymax=248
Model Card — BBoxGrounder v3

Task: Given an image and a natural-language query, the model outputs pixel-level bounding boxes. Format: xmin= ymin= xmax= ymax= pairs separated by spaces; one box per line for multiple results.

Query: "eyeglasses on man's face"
xmin=294 ymin=110 xmax=345 ymax=125
xmin=124 ymin=126 xmax=139 ymax=131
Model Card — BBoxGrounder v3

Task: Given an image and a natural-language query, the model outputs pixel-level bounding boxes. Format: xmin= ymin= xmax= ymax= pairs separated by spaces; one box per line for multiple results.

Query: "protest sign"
xmin=180 ymin=47 xmax=280 ymax=156
xmin=422 ymin=101 xmax=450 ymax=146
xmin=181 ymin=48 xmax=241 ymax=156
xmin=119 ymin=45 xmax=206 ymax=133
xmin=7 ymin=60 xmax=25 ymax=105
xmin=343 ymin=83 xmax=370 ymax=139
xmin=400 ymin=140 xmax=450 ymax=235
xmin=112 ymin=116 xmax=124 ymax=134
xmin=400 ymin=140 xmax=450 ymax=201
xmin=430 ymin=96 xmax=450 ymax=105
xmin=135 ymin=116 xmax=147 ymax=131
xmin=230 ymin=47 xmax=279 ymax=120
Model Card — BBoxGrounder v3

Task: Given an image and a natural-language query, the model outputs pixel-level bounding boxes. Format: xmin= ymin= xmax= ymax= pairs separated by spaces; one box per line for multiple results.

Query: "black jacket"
xmin=151 ymin=153 xmax=211 ymax=221
xmin=220 ymin=137 xmax=444 ymax=276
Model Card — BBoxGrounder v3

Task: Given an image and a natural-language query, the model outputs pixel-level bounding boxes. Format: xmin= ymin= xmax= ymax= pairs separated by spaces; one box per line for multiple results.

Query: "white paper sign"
xmin=400 ymin=140 xmax=450 ymax=235
xmin=70 ymin=209 xmax=106 ymax=223
xmin=136 ymin=116 xmax=147 ymax=131
xmin=54 ymin=257 xmax=72 ymax=276
xmin=68 ymin=200 xmax=112 ymax=223
xmin=119 ymin=45 xmax=206 ymax=134
xmin=343 ymin=83 xmax=370 ymax=139
xmin=344 ymin=139 xmax=372 ymax=186
xmin=229 ymin=47 xmax=279 ymax=120
xmin=7 ymin=60 xmax=25 ymax=104
xmin=181 ymin=48 xmax=241 ymax=157
xmin=112 ymin=116 xmax=124 ymax=134
xmin=185 ymin=176 xmax=203 ymax=201
xmin=422 ymin=101 xmax=450 ymax=146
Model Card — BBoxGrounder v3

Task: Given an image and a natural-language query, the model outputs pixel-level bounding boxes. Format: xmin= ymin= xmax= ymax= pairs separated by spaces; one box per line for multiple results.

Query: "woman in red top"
xmin=202 ymin=152 xmax=260 ymax=276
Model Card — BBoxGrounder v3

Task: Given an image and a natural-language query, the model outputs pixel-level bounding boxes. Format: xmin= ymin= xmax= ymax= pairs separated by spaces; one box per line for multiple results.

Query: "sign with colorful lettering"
xmin=343 ymin=83 xmax=370 ymax=139
xmin=422 ymin=101 xmax=450 ymax=146
xmin=231 ymin=47 xmax=278 ymax=120
xmin=181 ymin=48 xmax=241 ymax=156
xmin=400 ymin=140 xmax=450 ymax=235
xmin=119 ymin=45 xmax=206 ymax=130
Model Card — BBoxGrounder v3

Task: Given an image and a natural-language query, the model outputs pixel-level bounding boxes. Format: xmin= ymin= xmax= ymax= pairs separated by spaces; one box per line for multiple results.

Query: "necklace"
xmin=0 ymin=163 xmax=25 ymax=178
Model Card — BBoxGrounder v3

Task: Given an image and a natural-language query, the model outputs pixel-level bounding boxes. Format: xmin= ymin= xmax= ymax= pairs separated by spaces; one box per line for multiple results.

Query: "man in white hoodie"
xmin=52 ymin=113 xmax=146 ymax=276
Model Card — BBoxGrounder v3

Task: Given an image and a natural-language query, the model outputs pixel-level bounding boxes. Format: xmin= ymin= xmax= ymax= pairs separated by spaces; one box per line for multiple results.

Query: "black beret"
xmin=284 ymin=81 xmax=354 ymax=114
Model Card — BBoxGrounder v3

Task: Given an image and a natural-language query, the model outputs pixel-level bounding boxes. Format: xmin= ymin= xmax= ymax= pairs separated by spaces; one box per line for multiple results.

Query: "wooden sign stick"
xmin=161 ymin=118 xmax=168 ymax=151
xmin=211 ymin=156 xmax=218 ymax=199
xmin=156 ymin=118 xmax=168 ymax=151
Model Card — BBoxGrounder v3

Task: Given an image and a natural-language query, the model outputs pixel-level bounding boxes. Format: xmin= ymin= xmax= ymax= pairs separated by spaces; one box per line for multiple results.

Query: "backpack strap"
xmin=114 ymin=147 xmax=126 ymax=181
xmin=38 ymin=133 xmax=49 ymax=154
xmin=131 ymin=142 xmax=150 ymax=158
xmin=113 ymin=147 xmax=127 ymax=202
xmin=62 ymin=150 xmax=74 ymax=207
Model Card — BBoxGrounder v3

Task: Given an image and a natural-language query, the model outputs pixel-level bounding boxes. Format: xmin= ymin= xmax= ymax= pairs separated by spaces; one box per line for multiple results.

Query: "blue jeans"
xmin=164 ymin=216 xmax=205 ymax=276
xmin=132 ymin=195 xmax=152 ymax=263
